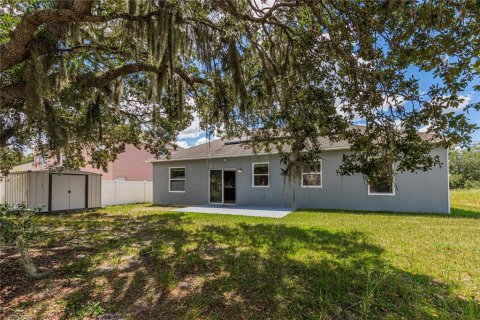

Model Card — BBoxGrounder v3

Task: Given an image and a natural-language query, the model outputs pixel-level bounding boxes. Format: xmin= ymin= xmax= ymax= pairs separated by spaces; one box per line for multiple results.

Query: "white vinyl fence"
xmin=101 ymin=180 xmax=152 ymax=206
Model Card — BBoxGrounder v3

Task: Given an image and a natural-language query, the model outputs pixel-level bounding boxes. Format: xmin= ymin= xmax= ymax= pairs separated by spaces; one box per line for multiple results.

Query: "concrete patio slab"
xmin=169 ymin=204 xmax=293 ymax=218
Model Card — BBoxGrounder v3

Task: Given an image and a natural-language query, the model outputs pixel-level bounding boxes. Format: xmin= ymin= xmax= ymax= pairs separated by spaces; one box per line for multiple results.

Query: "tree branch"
xmin=1 ymin=63 xmax=210 ymax=108
xmin=0 ymin=82 xmax=27 ymax=107
xmin=73 ymin=0 xmax=94 ymax=15
xmin=0 ymin=0 xmax=301 ymax=72
xmin=0 ymin=0 xmax=94 ymax=71
xmin=218 ymin=0 xmax=299 ymax=23
xmin=86 ymin=63 xmax=211 ymax=88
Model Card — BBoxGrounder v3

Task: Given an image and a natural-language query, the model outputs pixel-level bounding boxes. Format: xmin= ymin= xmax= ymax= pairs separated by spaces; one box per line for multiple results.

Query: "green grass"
xmin=451 ymin=188 xmax=480 ymax=214
xmin=1 ymin=190 xmax=479 ymax=319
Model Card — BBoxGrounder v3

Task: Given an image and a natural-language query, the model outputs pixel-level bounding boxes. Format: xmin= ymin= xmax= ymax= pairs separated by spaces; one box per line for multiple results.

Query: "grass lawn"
xmin=1 ymin=190 xmax=479 ymax=319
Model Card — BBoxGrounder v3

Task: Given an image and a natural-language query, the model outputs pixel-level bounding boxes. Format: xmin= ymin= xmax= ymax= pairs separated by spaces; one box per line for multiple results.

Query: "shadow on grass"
xmin=1 ymin=209 xmax=478 ymax=319
xmin=450 ymin=207 xmax=480 ymax=218
xmin=298 ymin=206 xmax=480 ymax=219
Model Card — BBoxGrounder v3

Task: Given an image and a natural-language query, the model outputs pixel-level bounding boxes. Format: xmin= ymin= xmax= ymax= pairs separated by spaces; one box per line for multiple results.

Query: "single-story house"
xmin=149 ymin=136 xmax=450 ymax=214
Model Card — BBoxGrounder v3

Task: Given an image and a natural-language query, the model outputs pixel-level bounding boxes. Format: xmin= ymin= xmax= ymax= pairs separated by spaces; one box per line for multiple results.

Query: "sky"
xmin=175 ymin=113 xmax=213 ymax=149
xmin=173 ymin=0 xmax=480 ymax=148
xmin=176 ymin=75 xmax=480 ymax=149
xmin=404 ymin=66 xmax=480 ymax=143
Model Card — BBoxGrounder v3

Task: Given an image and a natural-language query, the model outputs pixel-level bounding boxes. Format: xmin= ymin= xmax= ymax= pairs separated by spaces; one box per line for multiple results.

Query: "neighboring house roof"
xmin=11 ymin=162 xmax=40 ymax=172
xmin=148 ymin=127 xmax=436 ymax=163
xmin=25 ymin=143 xmax=182 ymax=180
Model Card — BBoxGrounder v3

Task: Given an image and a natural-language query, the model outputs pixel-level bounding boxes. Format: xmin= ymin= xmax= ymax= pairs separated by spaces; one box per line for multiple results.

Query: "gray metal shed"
xmin=3 ymin=169 xmax=101 ymax=212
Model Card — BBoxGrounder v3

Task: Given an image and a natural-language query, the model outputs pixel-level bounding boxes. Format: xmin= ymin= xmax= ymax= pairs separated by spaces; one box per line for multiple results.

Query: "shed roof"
xmin=11 ymin=162 xmax=38 ymax=172
xmin=7 ymin=167 xmax=102 ymax=176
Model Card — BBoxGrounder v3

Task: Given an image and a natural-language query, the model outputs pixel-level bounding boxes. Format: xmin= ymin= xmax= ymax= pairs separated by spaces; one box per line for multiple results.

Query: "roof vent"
xmin=224 ymin=139 xmax=250 ymax=145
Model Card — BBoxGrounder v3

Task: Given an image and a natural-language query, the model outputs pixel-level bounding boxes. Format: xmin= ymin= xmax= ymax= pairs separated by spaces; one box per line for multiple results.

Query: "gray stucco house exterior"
xmin=150 ymin=137 xmax=450 ymax=214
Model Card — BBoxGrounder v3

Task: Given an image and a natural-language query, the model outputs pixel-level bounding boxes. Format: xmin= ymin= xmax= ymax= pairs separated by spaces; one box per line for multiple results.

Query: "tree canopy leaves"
xmin=1 ymin=0 xmax=479 ymax=179
xmin=449 ymin=144 xmax=480 ymax=188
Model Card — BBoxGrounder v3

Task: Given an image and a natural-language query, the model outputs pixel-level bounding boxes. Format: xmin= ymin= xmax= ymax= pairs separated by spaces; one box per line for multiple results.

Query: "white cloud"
xmin=424 ymin=95 xmax=473 ymax=114
xmin=351 ymin=53 xmax=370 ymax=67
xmin=253 ymin=0 xmax=276 ymax=13
xmin=418 ymin=120 xmax=433 ymax=133
xmin=443 ymin=95 xmax=471 ymax=113
xmin=412 ymin=95 xmax=471 ymax=133
xmin=319 ymin=32 xmax=331 ymax=42
xmin=418 ymin=126 xmax=429 ymax=133
xmin=382 ymin=94 xmax=405 ymax=110
xmin=178 ymin=112 xmax=202 ymax=139
xmin=175 ymin=141 xmax=190 ymax=149
xmin=195 ymin=137 xmax=209 ymax=146
xmin=335 ymin=98 xmax=365 ymax=122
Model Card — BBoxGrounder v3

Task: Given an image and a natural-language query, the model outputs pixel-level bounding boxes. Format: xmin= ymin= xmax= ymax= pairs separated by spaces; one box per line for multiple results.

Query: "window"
xmin=252 ymin=162 xmax=269 ymax=187
xmin=301 ymin=161 xmax=322 ymax=188
xmin=169 ymin=167 xmax=186 ymax=192
xmin=368 ymin=175 xmax=395 ymax=195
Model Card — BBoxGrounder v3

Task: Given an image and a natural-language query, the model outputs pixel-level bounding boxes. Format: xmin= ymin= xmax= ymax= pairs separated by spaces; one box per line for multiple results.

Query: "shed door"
xmin=51 ymin=174 xmax=70 ymax=211
xmin=51 ymin=174 xmax=87 ymax=211
xmin=69 ymin=175 xmax=86 ymax=209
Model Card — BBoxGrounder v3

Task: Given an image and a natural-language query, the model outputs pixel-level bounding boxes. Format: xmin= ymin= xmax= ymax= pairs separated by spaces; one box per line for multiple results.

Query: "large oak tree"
xmin=1 ymin=0 xmax=479 ymax=182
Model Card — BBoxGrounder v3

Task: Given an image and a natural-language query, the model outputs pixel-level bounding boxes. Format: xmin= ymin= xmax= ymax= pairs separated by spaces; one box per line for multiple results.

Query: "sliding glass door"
xmin=209 ymin=170 xmax=223 ymax=203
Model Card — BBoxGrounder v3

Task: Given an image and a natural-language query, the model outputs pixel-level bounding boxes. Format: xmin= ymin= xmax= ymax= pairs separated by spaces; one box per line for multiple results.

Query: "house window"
xmin=301 ymin=161 xmax=322 ymax=188
xmin=368 ymin=174 xmax=395 ymax=195
xmin=169 ymin=167 xmax=186 ymax=192
xmin=252 ymin=162 xmax=269 ymax=187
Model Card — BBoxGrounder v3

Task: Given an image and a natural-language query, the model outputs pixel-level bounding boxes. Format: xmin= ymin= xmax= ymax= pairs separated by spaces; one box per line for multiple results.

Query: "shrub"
xmin=449 ymin=174 xmax=465 ymax=189
xmin=449 ymin=146 xmax=480 ymax=189
xmin=464 ymin=180 xmax=480 ymax=189
xmin=0 ymin=203 xmax=42 ymax=278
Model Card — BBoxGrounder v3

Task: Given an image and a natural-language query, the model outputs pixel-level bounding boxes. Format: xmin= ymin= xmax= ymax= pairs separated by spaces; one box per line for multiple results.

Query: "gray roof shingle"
xmin=148 ymin=136 xmax=352 ymax=162
xmin=148 ymin=127 xmax=436 ymax=163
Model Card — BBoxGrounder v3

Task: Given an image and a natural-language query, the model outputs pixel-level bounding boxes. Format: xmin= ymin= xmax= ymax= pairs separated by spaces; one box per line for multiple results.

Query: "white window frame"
xmin=301 ymin=160 xmax=323 ymax=188
xmin=169 ymin=167 xmax=186 ymax=193
xmin=252 ymin=162 xmax=270 ymax=187
xmin=367 ymin=164 xmax=395 ymax=196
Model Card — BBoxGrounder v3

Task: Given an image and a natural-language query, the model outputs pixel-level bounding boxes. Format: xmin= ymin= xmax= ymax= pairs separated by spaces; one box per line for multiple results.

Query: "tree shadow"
xmin=0 ymin=210 xmax=188 ymax=319
xmin=1 ymin=209 xmax=478 ymax=319
xmin=137 ymin=223 xmax=478 ymax=319
xmin=298 ymin=207 xmax=480 ymax=219
xmin=450 ymin=207 xmax=480 ymax=219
